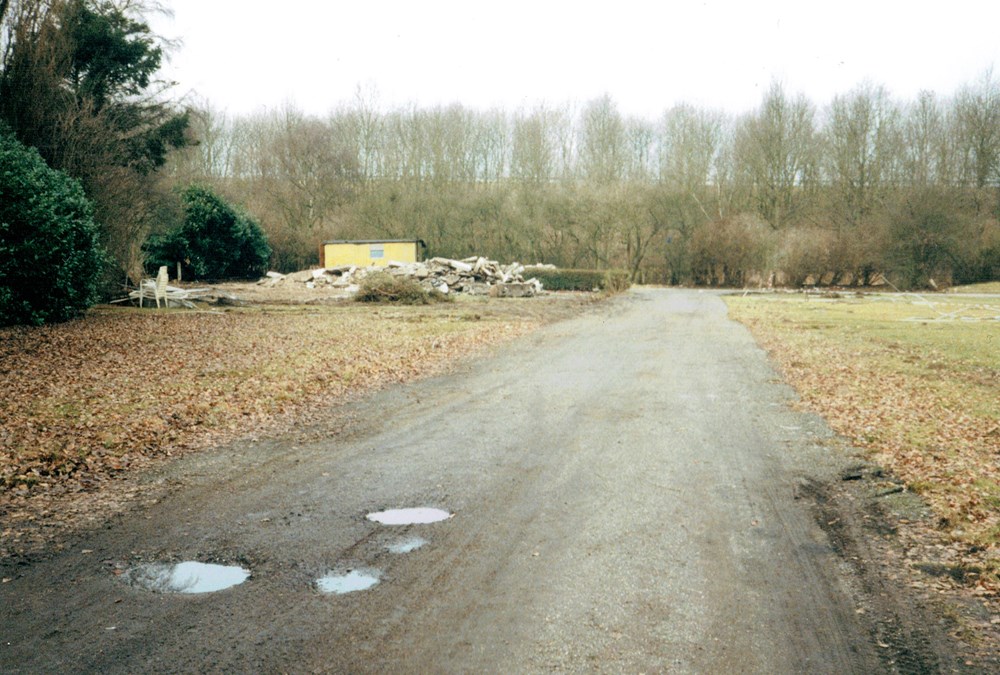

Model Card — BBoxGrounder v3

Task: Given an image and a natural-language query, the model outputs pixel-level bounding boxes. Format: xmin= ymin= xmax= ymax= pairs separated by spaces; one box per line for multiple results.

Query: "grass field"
xmin=727 ymin=290 xmax=1000 ymax=581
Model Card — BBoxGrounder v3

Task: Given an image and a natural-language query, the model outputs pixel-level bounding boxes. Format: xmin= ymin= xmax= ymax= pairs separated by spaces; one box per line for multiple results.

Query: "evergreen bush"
xmin=146 ymin=186 xmax=270 ymax=280
xmin=0 ymin=127 xmax=105 ymax=326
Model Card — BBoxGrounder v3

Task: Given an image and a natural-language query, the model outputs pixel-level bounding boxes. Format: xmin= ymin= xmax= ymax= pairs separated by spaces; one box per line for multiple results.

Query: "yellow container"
xmin=320 ymin=240 xmax=425 ymax=268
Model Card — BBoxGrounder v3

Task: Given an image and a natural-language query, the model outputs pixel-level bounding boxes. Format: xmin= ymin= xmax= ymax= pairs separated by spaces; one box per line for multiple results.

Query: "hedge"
xmin=524 ymin=267 xmax=631 ymax=293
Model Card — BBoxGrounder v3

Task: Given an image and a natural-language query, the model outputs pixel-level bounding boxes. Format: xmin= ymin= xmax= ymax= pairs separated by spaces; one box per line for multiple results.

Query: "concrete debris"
xmin=259 ymin=256 xmax=544 ymax=297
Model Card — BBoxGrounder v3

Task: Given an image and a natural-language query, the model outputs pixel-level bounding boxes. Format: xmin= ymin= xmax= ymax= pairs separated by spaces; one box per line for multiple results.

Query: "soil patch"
xmin=797 ymin=462 xmax=1000 ymax=671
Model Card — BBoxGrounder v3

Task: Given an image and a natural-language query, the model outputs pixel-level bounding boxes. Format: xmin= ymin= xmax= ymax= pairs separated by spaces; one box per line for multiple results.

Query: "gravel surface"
xmin=0 ymin=289 xmax=965 ymax=672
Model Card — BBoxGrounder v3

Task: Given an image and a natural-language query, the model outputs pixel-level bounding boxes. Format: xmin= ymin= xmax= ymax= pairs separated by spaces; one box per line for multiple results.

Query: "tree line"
xmin=170 ymin=81 xmax=999 ymax=287
xmin=2 ymin=1 xmax=998 ymax=327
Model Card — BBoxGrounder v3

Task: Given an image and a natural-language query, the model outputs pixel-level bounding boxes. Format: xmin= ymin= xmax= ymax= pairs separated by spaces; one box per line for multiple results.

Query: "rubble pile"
xmin=259 ymin=257 xmax=543 ymax=297
xmin=120 ymin=283 xmax=245 ymax=308
xmin=126 ymin=281 xmax=212 ymax=308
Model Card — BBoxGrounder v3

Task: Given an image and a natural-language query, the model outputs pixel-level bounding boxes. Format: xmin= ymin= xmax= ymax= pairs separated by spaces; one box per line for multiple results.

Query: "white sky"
xmin=151 ymin=0 xmax=1000 ymax=118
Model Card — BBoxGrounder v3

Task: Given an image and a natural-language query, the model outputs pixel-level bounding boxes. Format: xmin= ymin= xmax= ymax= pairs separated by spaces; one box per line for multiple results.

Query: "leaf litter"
xmin=0 ymin=294 xmax=592 ymax=557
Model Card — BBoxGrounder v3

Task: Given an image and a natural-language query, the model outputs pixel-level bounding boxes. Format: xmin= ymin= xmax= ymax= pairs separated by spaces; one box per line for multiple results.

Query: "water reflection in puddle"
xmin=366 ymin=507 xmax=452 ymax=525
xmin=126 ymin=561 xmax=250 ymax=594
xmin=316 ymin=570 xmax=380 ymax=594
xmin=387 ymin=536 xmax=427 ymax=554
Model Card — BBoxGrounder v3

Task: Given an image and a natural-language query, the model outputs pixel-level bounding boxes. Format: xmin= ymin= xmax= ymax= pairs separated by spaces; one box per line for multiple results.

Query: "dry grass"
xmin=726 ymin=291 xmax=1000 ymax=584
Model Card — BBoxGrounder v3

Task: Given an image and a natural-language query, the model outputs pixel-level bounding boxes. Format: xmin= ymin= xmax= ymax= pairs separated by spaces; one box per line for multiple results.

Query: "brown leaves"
xmin=728 ymin=294 xmax=1000 ymax=591
xmin=0 ymin=301 xmax=553 ymax=507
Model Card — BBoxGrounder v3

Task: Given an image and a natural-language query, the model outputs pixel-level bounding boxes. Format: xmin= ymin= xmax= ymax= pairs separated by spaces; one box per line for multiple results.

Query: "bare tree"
xmin=734 ymin=83 xmax=817 ymax=229
xmin=660 ymin=104 xmax=723 ymax=194
xmin=470 ymin=107 xmax=508 ymax=184
xmin=578 ymin=94 xmax=625 ymax=185
xmin=623 ymin=116 xmax=656 ymax=181
xmin=163 ymin=103 xmax=234 ymax=182
xmin=262 ymin=105 xmax=357 ymax=229
xmin=953 ymin=69 xmax=1000 ymax=191
xmin=512 ymin=105 xmax=556 ymax=185
xmin=823 ymin=82 xmax=901 ymax=228
xmin=902 ymin=90 xmax=952 ymax=188
xmin=347 ymin=83 xmax=383 ymax=184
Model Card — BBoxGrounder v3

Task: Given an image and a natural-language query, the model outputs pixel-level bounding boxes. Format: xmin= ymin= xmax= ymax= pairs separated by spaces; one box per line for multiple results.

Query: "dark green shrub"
xmin=524 ymin=267 xmax=603 ymax=291
xmin=524 ymin=267 xmax=628 ymax=292
xmin=0 ymin=127 xmax=105 ymax=326
xmin=355 ymin=272 xmax=451 ymax=304
xmin=146 ymin=186 xmax=270 ymax=280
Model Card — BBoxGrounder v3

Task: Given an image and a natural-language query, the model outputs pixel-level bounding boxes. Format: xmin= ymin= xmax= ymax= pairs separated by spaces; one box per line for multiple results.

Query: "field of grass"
xmin=726 ymin=291 xmax=1000 ymax=580
xmin=0 ymin=295 xmax=588 ymax=500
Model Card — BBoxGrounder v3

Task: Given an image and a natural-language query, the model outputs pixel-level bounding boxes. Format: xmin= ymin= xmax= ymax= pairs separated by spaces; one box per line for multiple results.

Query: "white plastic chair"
xmin=155 ymin=266 xmax=168 ymax=308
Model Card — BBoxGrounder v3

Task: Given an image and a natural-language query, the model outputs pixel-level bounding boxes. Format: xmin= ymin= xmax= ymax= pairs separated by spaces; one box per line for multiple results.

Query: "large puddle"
xmin=126 ymin=561 xmax=250 ymax=594
xmin=366 ymin=507 xmax=452 ymax=525
xmin=316 ymin=570 xmax=380 ymax=594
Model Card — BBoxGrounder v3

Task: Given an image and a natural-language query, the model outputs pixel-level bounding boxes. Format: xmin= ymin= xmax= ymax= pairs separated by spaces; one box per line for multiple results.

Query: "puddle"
xmin=387 ymin=536 xmax=427 ymax=554
xmin=125 ymin=561 xmax=250 ymax=594
xmin=366 ymin=507 xmax=452 ymax=525
xmin=316 ymin=570 xmax=380 ymax=594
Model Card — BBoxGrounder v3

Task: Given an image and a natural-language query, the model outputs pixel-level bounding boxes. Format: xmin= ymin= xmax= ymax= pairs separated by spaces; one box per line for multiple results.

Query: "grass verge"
xmin=525 ymin=267 xmax=631 ymax=293
xmin=726 ymin=291 xmax=1000 ymax=587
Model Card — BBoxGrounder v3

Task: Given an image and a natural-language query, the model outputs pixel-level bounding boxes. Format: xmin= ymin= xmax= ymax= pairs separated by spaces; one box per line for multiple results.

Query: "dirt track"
xmin=0 ymin=288 xmax=969 ymax=672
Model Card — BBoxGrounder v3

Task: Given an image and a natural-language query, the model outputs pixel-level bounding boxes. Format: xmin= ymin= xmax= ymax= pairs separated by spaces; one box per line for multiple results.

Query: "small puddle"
xmin=126 ymin=561 xmax=250 ymax=594
xmin=387 ymin=536 xmax=427 ymax=554
xmin=366 ymin=507 xmax=452 ymax=525
xmin=316 ymin=570 xmax=380 ymax=594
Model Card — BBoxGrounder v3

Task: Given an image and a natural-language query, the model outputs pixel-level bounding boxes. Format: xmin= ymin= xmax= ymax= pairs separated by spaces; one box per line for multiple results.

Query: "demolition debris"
xmin=124 ymin=281 xmax=212 ymax=308
xmin=258 ymin=257 xmax=543 ymax=297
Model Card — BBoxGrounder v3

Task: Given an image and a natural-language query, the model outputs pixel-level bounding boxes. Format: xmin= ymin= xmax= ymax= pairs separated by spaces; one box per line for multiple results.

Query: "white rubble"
xmin=258 ymin=256 xmax=543 ymax=297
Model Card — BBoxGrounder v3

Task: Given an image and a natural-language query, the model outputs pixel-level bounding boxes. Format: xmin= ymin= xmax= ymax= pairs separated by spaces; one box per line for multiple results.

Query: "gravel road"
xmin=1 ymin=288 xmax=941 ymax=672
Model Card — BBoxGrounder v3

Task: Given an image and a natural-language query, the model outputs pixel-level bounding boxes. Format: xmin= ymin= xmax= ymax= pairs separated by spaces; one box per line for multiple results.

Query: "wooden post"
xmin=176 ymin=261 xmax=182 ymax=283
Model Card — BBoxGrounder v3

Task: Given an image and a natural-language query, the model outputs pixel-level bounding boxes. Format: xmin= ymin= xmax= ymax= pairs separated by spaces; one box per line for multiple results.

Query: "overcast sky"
xmin=151 ymin=0 xmax=1000 ymax=118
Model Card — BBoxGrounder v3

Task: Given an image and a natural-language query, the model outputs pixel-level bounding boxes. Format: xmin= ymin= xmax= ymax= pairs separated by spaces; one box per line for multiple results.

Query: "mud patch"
xmin=125 ymin=561 xmax=250 ymax=594
xmin=796 ymin=473 xmax=955 ymax=673
xmin=316 ymin=570 xmax=380 ymax=594
xmin=367 ymin=507 xmax=452 ymax=525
